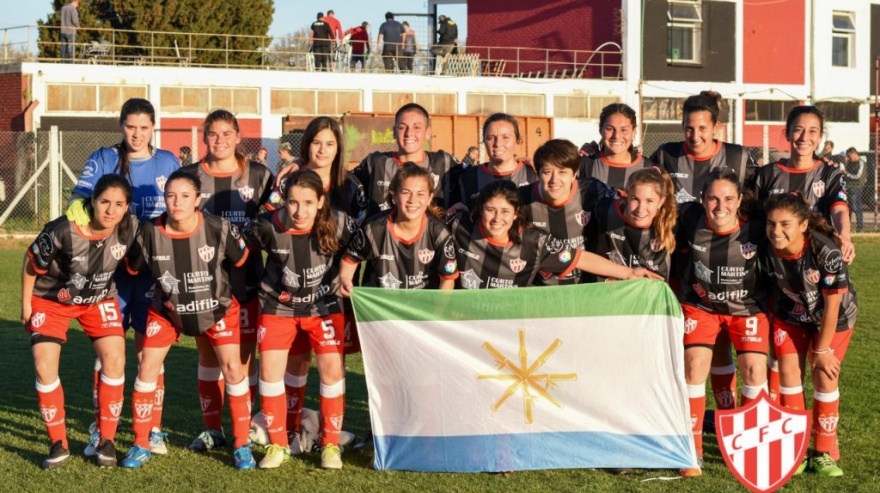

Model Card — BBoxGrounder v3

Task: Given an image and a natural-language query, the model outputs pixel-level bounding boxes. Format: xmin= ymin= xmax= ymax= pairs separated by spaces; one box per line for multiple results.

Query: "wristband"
xmin=813 ymin=348 xmax=834 ymax=355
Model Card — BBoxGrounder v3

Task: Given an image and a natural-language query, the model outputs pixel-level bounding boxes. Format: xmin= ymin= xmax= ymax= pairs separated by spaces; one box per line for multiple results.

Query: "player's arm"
xmin=811 ymin=291 xmax=843 ymax=380
xmin=21 ymin=253 xmax=37 ymax=324
xmin=439 ymin=278 xmax=455 ymax=290
xmin=830 ymin=205 xmax=854 ymax=264
xmin=339 ymin=258 xmax=358 ymax=297
xmin=574 ymin=250 xmax=662 ymax=280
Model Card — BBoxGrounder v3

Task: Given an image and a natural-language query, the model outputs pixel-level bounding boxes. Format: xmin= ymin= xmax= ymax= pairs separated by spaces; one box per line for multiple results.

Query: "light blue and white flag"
xmin=351 ymin=279 xmax=696 ymax=472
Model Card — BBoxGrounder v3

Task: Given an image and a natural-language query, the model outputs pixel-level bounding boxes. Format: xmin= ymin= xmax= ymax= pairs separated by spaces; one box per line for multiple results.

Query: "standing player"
xmin=578 ymin=103 xmax=654 ymax=191
xmin=22 ymin=175 xmax=138 ymax=469
xmin=585 ymin=167 xmax=677 ymax=282
xmin=120 ymin=170 xmax=254 ymax=470
xmin=449 ymin=180 xmax=661 ymax=289
xmin=66 ymin=98 xmax=180 ymax=457
xmin=182 ymin=109 xmax=274 ymax=453
xmin=762 ymin=193 xmax=855 ymax=477
xmin=351 ymin=103 xmax=458 ymax=219
xmin=453 ymin=113 xmax=538 ymax=212
xmin=750 ymin=106 xmax=854 ymax=263
xmin=245 ymin=170 xmax=354 ymax=470
xmin=674 ymin=168 xmax=769 ymax=477
xmin=518 ymin=139 xmax=611 ymax=285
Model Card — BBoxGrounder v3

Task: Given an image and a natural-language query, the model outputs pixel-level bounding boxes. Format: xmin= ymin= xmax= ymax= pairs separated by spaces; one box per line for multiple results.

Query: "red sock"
xmin=687 ymin=384 xmax=706 ymax=458
xmin=259 ymin=380 xmax=288 ymax=447
xmin=150 ymin=367 xmax=165 ymax=431
xmin=131 ymin=379 xmax=156 ymax=448
xmin=227 ymin=378 xmax=252 ymax=448
xmin=780 ymin=386 xmax=806 ymax=410
xmin=285 ymin=372 xmax=307 ymax=433
xmin=92 ymin=359 xmax=101 ymax=428
xmin=197 ymin=365 xmax=224 ymax=431
xmin=813 ymin=390 xmax=840 ymax=455
xmin=36 ymin=379 xmax=67 ymax=448
xmin=320 ymin=379 xmax=345 ymax=446
xmin=767 ymin=358 xmax=780 ymax=402
xmin=98 ymin=373 xmax=125 ymax=442
xmin=710 ymin=365 xmax=737 ymax=410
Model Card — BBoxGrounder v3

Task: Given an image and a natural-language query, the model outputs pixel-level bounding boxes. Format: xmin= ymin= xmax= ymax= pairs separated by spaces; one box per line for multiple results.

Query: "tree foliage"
xmin=38 ymin=0 xmax=274 ymax=66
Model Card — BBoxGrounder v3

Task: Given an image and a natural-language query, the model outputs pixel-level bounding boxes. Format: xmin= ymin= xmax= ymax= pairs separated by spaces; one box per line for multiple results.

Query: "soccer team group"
xmin=22 ymin=92 xmax=856 ymax=478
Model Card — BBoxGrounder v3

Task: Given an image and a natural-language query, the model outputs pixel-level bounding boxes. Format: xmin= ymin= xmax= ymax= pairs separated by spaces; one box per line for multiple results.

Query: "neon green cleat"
xmin=321 ymin=444 xmax=343 ymax=469
xmin=259 ymin=444 xmax=291 ymax=469
xmin=812 ymin=453 xmax=843 ymax=477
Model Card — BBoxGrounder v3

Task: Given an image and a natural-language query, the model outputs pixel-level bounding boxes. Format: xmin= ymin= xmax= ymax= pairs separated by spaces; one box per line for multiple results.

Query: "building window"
xmin=46 ymin=84 xmax=147 ymax=112
xmin=373 ymin=92 xmax=456 ymax=114
xmin=667 ymin=0 xmax=702 ymax=64
xmin=466 ymin=93 xmax=545 ymax=116
xmin=815 ymin=102 xmax=859 ymax=122
xmin=270 ymin=89 xmax=361 ymax=115
xmin=832 ymin=12 xmax=856 ymax=68
xmin=554 ymin=95 xmax=620 ymax=119
xmin=744 ymin=100 xmax=799 ymax=122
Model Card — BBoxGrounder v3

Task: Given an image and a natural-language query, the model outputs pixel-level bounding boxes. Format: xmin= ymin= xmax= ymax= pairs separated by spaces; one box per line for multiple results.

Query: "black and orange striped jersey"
xmin=750 ymin=160 xmax=848 ymax=224
xmin=761 ymin=232 xmax=856 ymax=331
xmin=28 ymin=215 xmax=140 ymax=304
xmin=267 ymin=171 xmax=367 ymax=224
xmin=674 ymin=203 xmax=767 ymax=316
xmin=454 ymin=162 xmax=538 ymax=211
xmin=352 ymin=151 xmax=458 ymax=218
xmin=650 ymin=141 xmax=755 ymax=204
xmin=577 ymin=153 xmax=655 ymax=192
xmin=127 ymin=211 xmax=248 ymax=335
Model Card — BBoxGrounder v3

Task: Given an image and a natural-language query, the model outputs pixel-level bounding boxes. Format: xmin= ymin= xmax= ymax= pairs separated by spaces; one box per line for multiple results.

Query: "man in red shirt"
xmin=346 ymin=22 xmax=370 ymax=71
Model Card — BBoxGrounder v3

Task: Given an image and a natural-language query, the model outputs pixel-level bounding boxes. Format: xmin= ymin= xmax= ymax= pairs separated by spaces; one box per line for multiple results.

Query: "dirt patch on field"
xmin=0 ymin=235 xmax=33 ymax=250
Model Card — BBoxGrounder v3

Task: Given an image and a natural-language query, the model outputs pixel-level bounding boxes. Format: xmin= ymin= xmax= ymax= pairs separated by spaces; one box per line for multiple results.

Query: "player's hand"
xmin=21 ymin=302 xmax=32 ymax=326
xmin=65 ymin=198 xmax=90 ymax=226
xmin=516 ymin=156 xmax=535 ymax=171
xmin=839 ymin=235 xmax=855 ymax=264
xmin=275 ymin=163 xmax=300 ymax=187
xmin=579 ymin=141 xmax=600 ymax=157
xmin=811 ymin=351 xmax=841 ymax=380
xmin=445 ymin=202 xmax=468 ymax=218
xmin=340 ymin=278 xmax=354 ymax=298
xmin=631 ymin=268 xmax=663 ymax=280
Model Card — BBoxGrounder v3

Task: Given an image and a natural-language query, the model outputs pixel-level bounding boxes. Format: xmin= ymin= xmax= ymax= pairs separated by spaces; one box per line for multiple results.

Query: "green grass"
xmin=1 ymin=238 xmax=879 ymax=492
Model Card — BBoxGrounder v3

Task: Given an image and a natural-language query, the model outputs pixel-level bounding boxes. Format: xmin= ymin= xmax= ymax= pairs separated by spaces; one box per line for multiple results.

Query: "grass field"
xmin=1 ymin=237 xmax=879 ymax=492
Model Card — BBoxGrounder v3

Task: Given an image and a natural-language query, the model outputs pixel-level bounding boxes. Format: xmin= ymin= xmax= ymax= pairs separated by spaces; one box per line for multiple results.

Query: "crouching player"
xmin=121 ymin=170 xmax=255 ymax=469
xmin=22 ymin=174 xmax=139 ymax=468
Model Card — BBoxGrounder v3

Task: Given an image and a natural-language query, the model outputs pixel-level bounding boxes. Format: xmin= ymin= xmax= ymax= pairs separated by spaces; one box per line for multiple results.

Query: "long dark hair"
xmin=682 ymin=90 xmax=723 ymax=125
xmin=300 ymin=116 xmax=348 ymax=206
xmin=385 ymin=164 xmax=444 ymax=219
xmin=700 ymin=167 xmax=757 ymax=220
xmin=282 ymin=169 xmax=339 ymax=254
xmin=599 ymin=103 xmax=638 ymax=157
xmin=116 ymin=98 xmax=156 ymax=178
xmin=472 ymin=180 xmax=525 ymax=245
xmin=85 ymin=173 xmax=134 ymax=237
xmin=784 ymin=105 xmax=826 ymax=160
xmin=202 ymin=109 xmax=248 ymax=186
xmin=764 ymin=192 xmax=840 ymax=253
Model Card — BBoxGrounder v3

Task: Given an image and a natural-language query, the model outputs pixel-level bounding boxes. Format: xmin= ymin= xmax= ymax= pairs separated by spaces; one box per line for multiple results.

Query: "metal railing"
xmin=1 ymin=24 xmax=623 ymax=79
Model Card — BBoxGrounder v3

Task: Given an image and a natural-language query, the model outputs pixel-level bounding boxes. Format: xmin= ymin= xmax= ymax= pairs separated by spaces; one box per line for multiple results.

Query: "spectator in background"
xmin=60 ymin=0 xmax=79 ymax=62
xmin=377 ymin=12 xmax=404 ymax=73
xmin=843 ymin=147 xmax=866 ymax=232
xmin=401 ymin=21 xmax=418 ymax=73
xmin=179 ymin=146 xmax=193 ymax=166
xmin=820 ymin=140 xmax=835 ymax=160
xmin=461 ymin=146 xmax=479 ymax=167
xmin=432 ymin=14 xmax=458 ymax=58
xmin=278 ymin=142 xmax=297 ymax=172
xmin=324 ymin=10 xmax=343 ymax=70
xmin=346 ymin=22 xmax=370 ymax=71
xmin=254 ymin=147 xmax=268 ymax=166
xmin=310 ymin=12 xmax=333 ymax=71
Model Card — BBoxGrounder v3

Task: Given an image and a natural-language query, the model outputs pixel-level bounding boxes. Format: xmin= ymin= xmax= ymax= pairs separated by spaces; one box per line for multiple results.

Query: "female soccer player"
xmin=518 ymin=139 xmax=611 ymax=285
xmin=340 ymin=164 xmax=458 ymax=294
xmin=450 ymin=180 xmax=660 ymax=289
xmin=763 ymin=192 xmax=855 ymax=477
xmin=23 ymin=174 xmax=138 ymax=469
xmin=750 ymin=106 xmax=854 ymax=264
xmin=585 ymin=167 xmax=677 ymax=282
xmin=120 ymin=170 xmax=254 ymax=470
xmin=182 ymin=109 xmax=274 ymax=453
xmin=245 ymin=170 xmax=354 ymax=470
xmin=67 ymin=98 xmax=180 ymax=457
xmin=578 ymin=103 xmax=654 ymax=191
xmin=452 ymin=113 xmax=538 ymax=211
xmin=674 ymin=168 xmax=769 ymax=477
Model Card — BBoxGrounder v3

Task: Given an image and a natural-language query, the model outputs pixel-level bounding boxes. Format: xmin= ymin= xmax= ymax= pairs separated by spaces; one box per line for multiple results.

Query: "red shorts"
xmin=258 ymin=313 xmax=345 ymax=355
xmin=143 ymin=301 xmax=241 ymax=348
xmin=238 ymin=297 xmax=259 ymax=345
xmin=682 ymin=304 xmax=769 ymax=354
xmin=27 ymin=297 xmax=124 ymax=343
xmin=773 ymin=318 xmax=852 ymax=361
xmin=343 ymin=297 xmax=361 ymax=355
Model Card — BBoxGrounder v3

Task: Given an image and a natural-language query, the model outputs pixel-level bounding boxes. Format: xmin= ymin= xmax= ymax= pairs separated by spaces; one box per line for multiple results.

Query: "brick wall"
xmin=0 ymin=71 xmax=27 ymax=131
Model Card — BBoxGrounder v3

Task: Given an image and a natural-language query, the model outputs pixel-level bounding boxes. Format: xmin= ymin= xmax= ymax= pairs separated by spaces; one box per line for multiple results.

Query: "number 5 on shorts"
xmin=321 ymin=319 xmax=336 ymax=340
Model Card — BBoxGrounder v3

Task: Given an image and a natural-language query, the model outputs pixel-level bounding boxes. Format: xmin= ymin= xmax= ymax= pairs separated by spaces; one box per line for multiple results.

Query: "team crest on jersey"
xmin=575 ymin=210 xmax=591 ymax=227
xmin=650 ymin=238 xmax=663 ymax=253
xmin=740 ymin=242 xmax=757 ymax=259
xmin=774 ymin=328 xmax=787 ymax=347
xmin=444 ymin=241 xmax=455 ymax=259
xmin=282 ymin=267 xmax=301 ymax=288
xmin=31 ymin=312 xmax=46 ymax=328
xmin=146 ymin=320 xmax=162 ymax=338
xmin=57 ymin=288 xmax=71 ymax=302
xmin=510 ymin=257 xmax=526 ymax=273
xmin=811 ymin=180 xmax=826 ymax=198
xmin=684 ymin=318 xmax=697 ymax=334
xmin=460 ymin=269 xmax=483 ymax=289
xmin=257 ymin=326 xmax=267 ymax=343
xmin=67 ymin=273 xmax=88 ymax=290
xmin=238 ymin=186 xmax=255 ymax=202
xmin=110 ymin=243 xmax=127 ymax=260
xmin=135 ymin=401 xmax=153 ymax=419
xmin=109 ymin=401 xmax=123 ymax=418
xmin=418 ymin=248 xmax=435 ymax=264
xmin=818 ymin=414 xmax=839 ymax=433
xmin=694 ymin=261 xmax=714 ymax=283
xmin=692 ymin=284 xmax=707 ymax=298
xmin=156 ymin=175 xmax=168 ymax=191
xmin=40 ymin=407 xmax=57 ymax=422
xmin=158 ymin=271 xmax=181 ymax=294
xmin=379 ymin=273 xmax=403 ymax=289
xmin=198 ymin=244 xmax=215 ymax=263
xmin=805 ymin=269 xmax=820 ymax=284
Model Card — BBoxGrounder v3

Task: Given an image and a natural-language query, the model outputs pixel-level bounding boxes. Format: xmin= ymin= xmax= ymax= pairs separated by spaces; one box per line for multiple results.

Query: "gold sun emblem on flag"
xmin=477 ymin=329 xmax=577 ymax=424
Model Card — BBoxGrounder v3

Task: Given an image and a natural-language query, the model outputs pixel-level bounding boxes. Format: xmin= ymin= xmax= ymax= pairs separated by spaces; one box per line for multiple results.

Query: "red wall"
xmin=743 ymin=1 xmax=805 ymax=84
xmin=0 ymin=72 xmax=27 ymax=131
xmin=159 ymin=117 xmax=263 ymax=161
xmin=743 ymin=123 xmax=788 ymax=151
xmin=467 ymin=0 xmax=620 ymax=77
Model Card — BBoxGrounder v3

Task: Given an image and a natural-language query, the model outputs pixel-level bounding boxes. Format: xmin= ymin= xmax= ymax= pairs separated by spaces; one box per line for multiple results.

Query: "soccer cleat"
xmin=321 ymin=444 xmax=343 ymax=469
xmin=233 ymin=445 xmax=256 ymax=470
xmin=258 ymin=444 xmax=291 ymax=469
xmin=95 ymin=439 xmax=117 ymax=468
xmin=679 ymin=457 xmax=703 ymax=478
xmin=812 ymin=453 xmax=844 ymax=477
xmin=189 ymin=428 xmax=226 ymax=453
xmin=149 ymin=428 xmax=169 ymax=455
xmin=794 ymin=455 xmax=809 ymax=476
xmin=287 ymin=431 xmax=304 ymax=456
xmin=83 ymin=422 xmax=100 ymax=457
xmin=352 ymin=431 xmax=373 ymax=453
xmin=42 ymin=440 xmax=71 ymax=469
xmin=120 ymin=445 xmax=151 ymax=469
